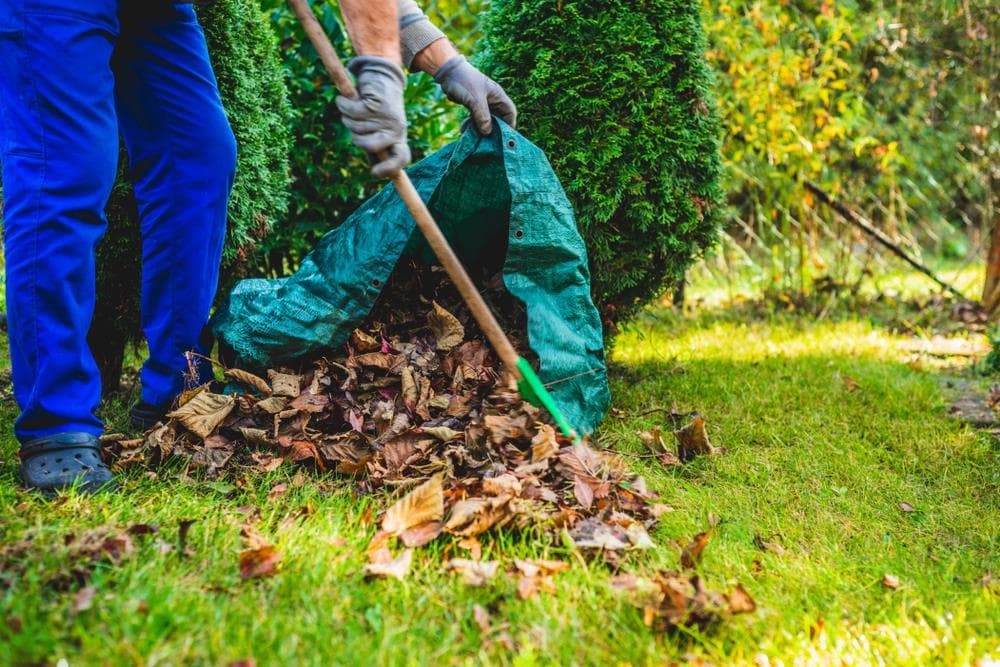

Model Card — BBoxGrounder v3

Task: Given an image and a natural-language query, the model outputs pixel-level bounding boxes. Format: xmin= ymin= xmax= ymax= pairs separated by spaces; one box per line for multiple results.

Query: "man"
xmin=0 ymin=0 xmax=516 ymax=494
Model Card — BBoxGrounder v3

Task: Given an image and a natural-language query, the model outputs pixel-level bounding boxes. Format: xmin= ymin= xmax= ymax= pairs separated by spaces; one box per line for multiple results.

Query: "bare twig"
xmin=805 ymin=180 xmax=969 ymax=302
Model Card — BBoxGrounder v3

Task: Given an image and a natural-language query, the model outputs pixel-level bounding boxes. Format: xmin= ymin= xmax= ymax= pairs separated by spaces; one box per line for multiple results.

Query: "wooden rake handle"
xmin=288 ymin=0 xmax=522 ymax=375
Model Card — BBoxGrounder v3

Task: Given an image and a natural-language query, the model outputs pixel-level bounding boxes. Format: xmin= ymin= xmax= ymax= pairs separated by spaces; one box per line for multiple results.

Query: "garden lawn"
xmin=0 ymin=306 xmax=997 ymax=665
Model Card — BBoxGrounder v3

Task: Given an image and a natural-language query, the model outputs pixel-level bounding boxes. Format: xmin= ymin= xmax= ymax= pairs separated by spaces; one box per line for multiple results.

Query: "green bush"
xmin=256 ymin=0 xmax=462 ymax=276
xmin=478 ymin=0 xmax=723 ymax=329
xmin=90 ymin=0 xmax=292 ymax=391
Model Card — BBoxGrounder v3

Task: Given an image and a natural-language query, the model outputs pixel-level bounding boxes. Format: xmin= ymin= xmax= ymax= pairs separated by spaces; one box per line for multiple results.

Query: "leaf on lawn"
xmin=71 ymin=586 xmax=97 ymax=614
xmin=881 ymin=573 xmax=900 ymax=590
xmin=447 ymin=558 xmax=499 ymax=586
xmin=570 ymin=517 xmax=629 ymax=550
xmin=381 ymin=474 xmax=444 ymax=536
xmin=363 ymin=548 xmax=413 ymax=581
xmin=625 ymin=522 xmax=656 ymax=550
xmin=898 ymin=501 xmax=917 ymax=513
xmin=239 ymin=544 xmax=281 ymax=579
xmin=70 ymin=528 xmax=135 ymax=565
xmin=224 ymin=368 xmax=272 ymax=396
xmin=841 ymin=374 xmax=860 ymax=392
xmin=178 ymin=519 xmax=197 ymax=557
xmin=753 ymin=534 xmax=786 ymax=556
xmin=167 ymin=392 xmax=236 ymax=439
xmin=472 ymin=604 xmax=491 ymax=633
xmin=239 ymin=525 xmax=281 ymax=579
xmin=674 ymin=414 xmax=719 ymax=462
xmin=427 ymin=301 xmax=464 ymax=351
xmin=680 ymin=531 xmax=711 ymax=569
xmin=727 ymin=584 xmax=756 ymax=614
xmin=513 ymin=559 xmax=568 ymax=600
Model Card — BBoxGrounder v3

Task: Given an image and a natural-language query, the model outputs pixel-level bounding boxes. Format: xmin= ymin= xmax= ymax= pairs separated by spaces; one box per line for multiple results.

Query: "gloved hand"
xmin=433 ymin=56 xmax=517 ymax=136
xmin=336 ymin=56 xmax=411 ymax=178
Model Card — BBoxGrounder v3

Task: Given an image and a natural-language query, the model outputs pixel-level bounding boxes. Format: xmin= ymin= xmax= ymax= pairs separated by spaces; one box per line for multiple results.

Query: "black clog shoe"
xmin=19 ymin=432 xmax=115 ymax=494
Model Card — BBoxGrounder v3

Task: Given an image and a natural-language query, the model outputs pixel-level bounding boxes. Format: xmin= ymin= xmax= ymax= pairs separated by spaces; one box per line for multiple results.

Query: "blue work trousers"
xmin=0 ymin=1 xmax=236 ymax=443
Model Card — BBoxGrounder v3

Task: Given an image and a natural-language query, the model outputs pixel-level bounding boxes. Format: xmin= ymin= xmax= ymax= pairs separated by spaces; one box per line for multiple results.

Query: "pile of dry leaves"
xmin=101 ymin=261 xmax=752 ymax=631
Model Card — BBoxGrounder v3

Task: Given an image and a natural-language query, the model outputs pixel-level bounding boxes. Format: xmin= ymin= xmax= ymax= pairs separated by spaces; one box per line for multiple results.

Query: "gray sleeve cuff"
xmin=396 ymin=0 xmax=446 ymax=69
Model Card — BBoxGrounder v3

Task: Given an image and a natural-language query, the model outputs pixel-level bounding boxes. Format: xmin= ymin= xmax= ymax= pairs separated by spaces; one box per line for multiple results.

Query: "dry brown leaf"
xmin=253 ymin=396 xmax=288 ymax=415
xmin=899 ymin=501 xmax=917 ymax=513
xmin=881 ymin=573 xmax=900 ymax=590
xmin=482 ymin=474 xmax=522 ymax=497
xmin=727 ymin=584 xmax=756 ymax=614
xmin=841 ymin=374 xmax=860 ymax=392
xmin=530 ymin=424 xmax=559 ymax=463
xmin=354 ymin=352 xmax=405 ymax=370
xmin=167 ymin=392 xmax=236 ymax=439
xmin=350 ymin=328 xmax=380 ymax=352
xmin=513 ymin=558 xmax=570 ymax=577
xmin=428 ymin=301 xmax=464 ymax=351
xmin=239 ymin=544 xmax=281 ymax=579
xmin=472 ymin=604 xmax=491 ymax=633
xmin=573 ymin=476 xmax=595 ymax=509
xmin=399 ymin=521 xmax=444 ymax=548
xmin=363 ymin=548 xmax=413 ymax=581
xmin=625 ymin=522 xmax=656 ymax=549
xmin=381 ymin=474 xmax=444 ymax=535
xmin=267 ymin=370 xmax=302 ymax=398
xmin=71 ymin=586 xmax=97 ymax=614
xmin=570 ymin=517 xmax=629 ymax=550
xmin=754 ymin=534 xmax=786 ymax=556
xmin=674 ymin=414 xmax=718 ymax=462
xmin=224 ymin=368 xmax=272 ymax=396
xmin=447 ymin=558 xmax=499 ymax=586
xmin=444 ymin=497 xmax=512 ymax=537
xmin=680 ymin=531 xmax=711 ymax=569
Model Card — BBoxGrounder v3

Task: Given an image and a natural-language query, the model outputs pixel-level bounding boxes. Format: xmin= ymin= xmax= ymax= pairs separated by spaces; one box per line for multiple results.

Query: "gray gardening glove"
xmin=335 ymin=56 xmax=411 ymax=178
xmin=433 ymin=56 xmax=517 ymax=136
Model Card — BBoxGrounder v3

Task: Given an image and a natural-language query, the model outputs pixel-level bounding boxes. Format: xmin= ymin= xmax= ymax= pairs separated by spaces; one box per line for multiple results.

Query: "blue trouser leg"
xmin=0 ymin=1 xmax=235 ymax=442
xmin=114 ymin=3 xmax=236 ymax=409
xmin=0 ymin=1 xmax=120 ymax=442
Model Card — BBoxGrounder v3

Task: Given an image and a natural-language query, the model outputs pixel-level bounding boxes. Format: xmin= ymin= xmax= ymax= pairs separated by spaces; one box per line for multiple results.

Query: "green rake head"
xmin=515 ymin=357 xmax=582 ymax=444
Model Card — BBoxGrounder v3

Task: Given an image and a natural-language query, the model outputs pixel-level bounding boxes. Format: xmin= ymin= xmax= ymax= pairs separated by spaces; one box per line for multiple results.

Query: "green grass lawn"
xmin=1 ymin=303 xmax=997 ymax=665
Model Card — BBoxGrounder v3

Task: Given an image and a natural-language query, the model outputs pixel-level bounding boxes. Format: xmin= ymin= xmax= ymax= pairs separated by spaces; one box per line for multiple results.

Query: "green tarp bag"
xmin=211 ymin=122 xmax=609 ymax=434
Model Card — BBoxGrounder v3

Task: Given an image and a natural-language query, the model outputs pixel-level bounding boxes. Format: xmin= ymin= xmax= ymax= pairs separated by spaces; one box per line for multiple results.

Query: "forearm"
xmin=340 ymin=0 xmax=400 ymax=64
xmin=396 ymin=0 xmax=450 ymax=70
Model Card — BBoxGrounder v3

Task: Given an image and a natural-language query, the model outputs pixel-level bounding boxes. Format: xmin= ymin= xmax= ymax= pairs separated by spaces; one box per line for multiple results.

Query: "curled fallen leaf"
xmin=167 ymin=392 xmax=236 ymax=439
xmin=363 ymin=548 xmax=413 ymax=581
xmin=727 ymin=584 xmax=757 ymax=614
xmin=71 ymin=586 xmax=97 ymax=614
xmin=381 ymin=474 xmax=444 ymax=536
xmin=680 ymin=531 xmax=711 ymax=569
xmin=674 ymin=414 xmax=719 ymax=462
xmin=239 ymin=544 xmax=281 ymax=580
xmin=447 ymin=558 xmax=499 ymax=587
xmin=427 ymin=301 xmax=464 ymax=351
xmin=881 ymin=573 xmax=900 ymax=590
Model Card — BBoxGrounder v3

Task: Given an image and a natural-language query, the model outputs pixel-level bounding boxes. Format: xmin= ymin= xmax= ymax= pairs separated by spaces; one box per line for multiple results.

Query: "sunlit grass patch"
xmin=1 ymin=305 xmax=997 ymax=665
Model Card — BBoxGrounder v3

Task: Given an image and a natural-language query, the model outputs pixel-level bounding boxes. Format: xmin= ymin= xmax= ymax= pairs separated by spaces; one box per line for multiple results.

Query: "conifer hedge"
xmin=478 ymin=0 xmax=723 ymax=329
xmin=91 ymin=0 xmax=292 ymax=392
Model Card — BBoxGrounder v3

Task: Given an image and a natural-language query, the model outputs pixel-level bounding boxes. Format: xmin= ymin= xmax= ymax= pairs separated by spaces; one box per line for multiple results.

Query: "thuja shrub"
xmin=91 ymin=0 xmax=292 ymax=392
xmin=478 ymin=0 xmax=723 ymax=329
